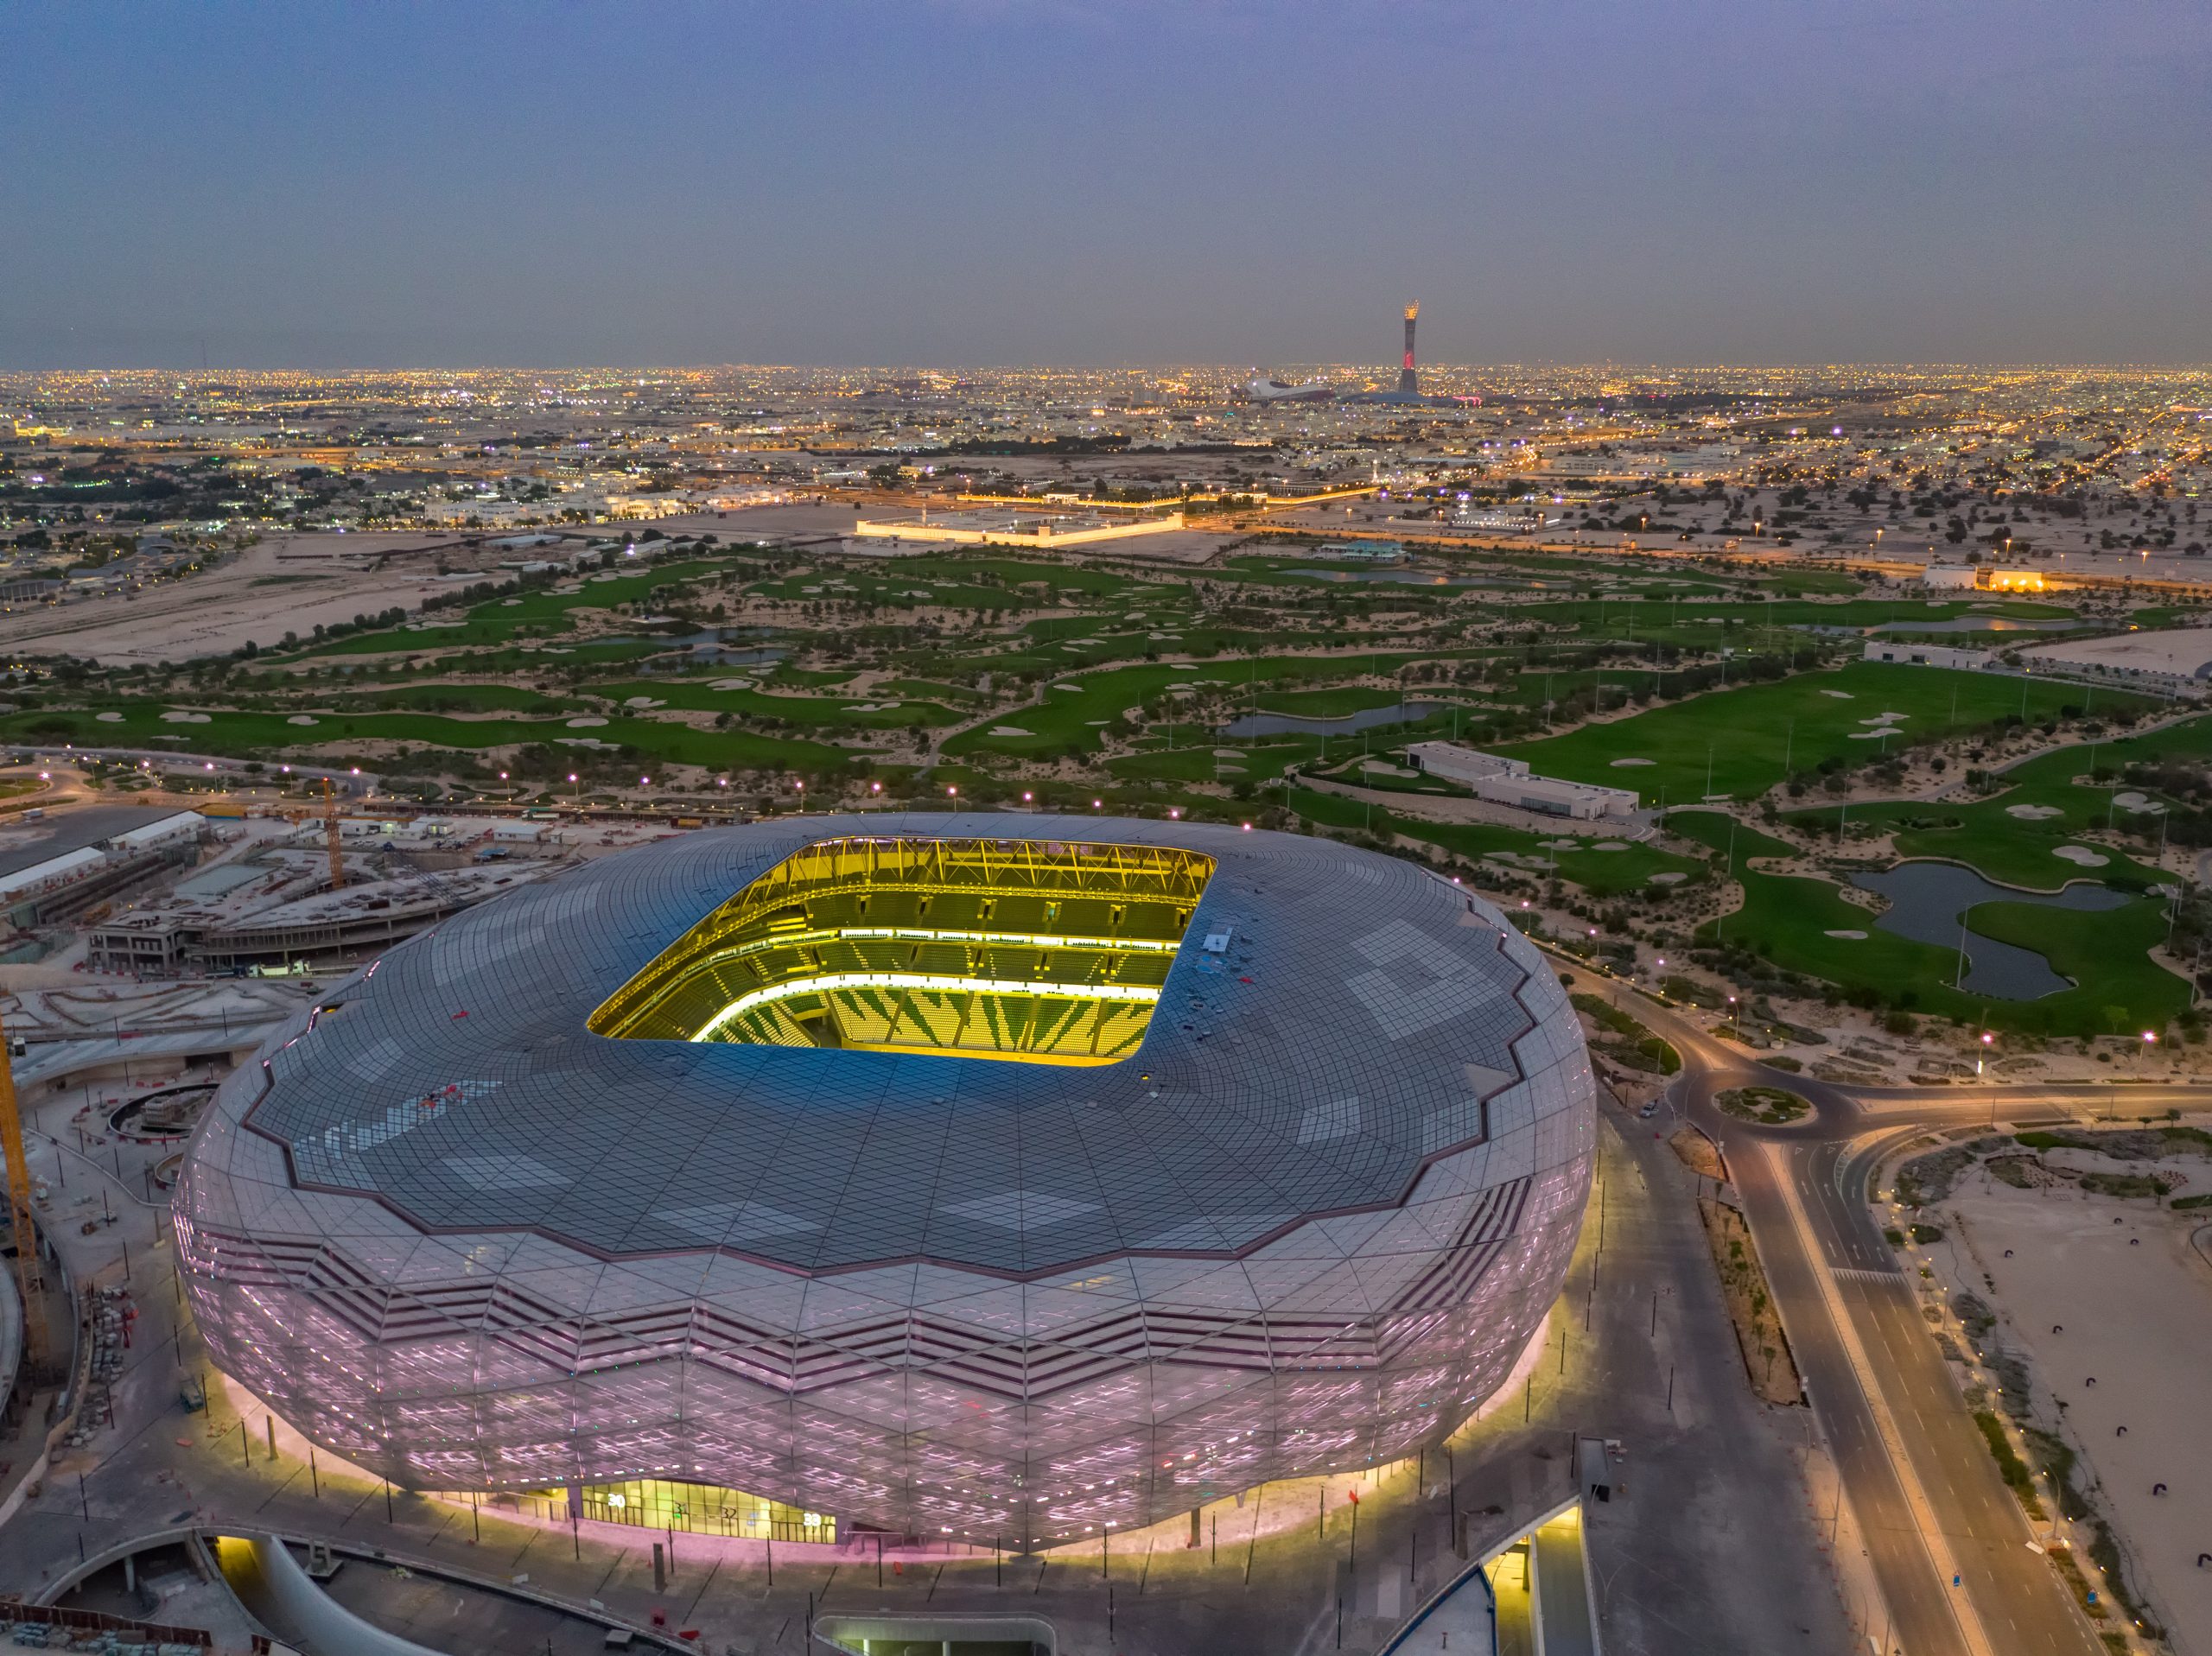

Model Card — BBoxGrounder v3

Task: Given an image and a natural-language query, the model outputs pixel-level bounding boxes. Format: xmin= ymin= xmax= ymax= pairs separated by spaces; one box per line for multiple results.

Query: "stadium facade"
xmin=175 ymin=816 xmax=1595 ymax=1546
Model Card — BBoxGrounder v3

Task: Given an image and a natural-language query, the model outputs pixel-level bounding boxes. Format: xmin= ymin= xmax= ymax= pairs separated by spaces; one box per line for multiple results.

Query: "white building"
xmin=1402 ymin=742 xmax=1641 ymax=820
xmin=1862 ymin=641 xmax=1994 ymax=672
xmin=1918 ymin=562 xmax=1983 ymax=589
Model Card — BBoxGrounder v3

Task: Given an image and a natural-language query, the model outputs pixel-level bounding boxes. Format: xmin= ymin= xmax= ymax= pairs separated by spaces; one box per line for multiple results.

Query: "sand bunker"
xmin=2053 ymin=845 xmax=2109 ymax=866
xmin=1824 ymin=929 xmax=1868 ymax=940
xmin=2006 ymin=803 xmax=2064 ymax=820
xmin=95 ymin=712 xmax=124 ymax=723
xmin=564 ymin=716 xmax=608 ymax=728
xmin=1821 ymin=690 xmax=1854 ymax=700
xmin=160 ymin=711 xmax=211 ymax=724
xmin=286 ymin=715 xmax=318 ymax=726
xmin=1610 ymin=757 xmax=1655 ymax=767
xmin=989 ymin=726 xmax=1032 ymax=737
xmin=1649 ymin=871 xmax=1688 ymax=885
xmin=2112 ymin=791 xmax=2164 ymax=815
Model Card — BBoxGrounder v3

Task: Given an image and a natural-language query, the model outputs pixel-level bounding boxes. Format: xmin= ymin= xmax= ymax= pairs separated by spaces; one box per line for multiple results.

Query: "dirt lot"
xmin=0 ymin=533 xmax=499 ymax=664
xmin=1945 ymin=1170 xmax=2212 ymax=1648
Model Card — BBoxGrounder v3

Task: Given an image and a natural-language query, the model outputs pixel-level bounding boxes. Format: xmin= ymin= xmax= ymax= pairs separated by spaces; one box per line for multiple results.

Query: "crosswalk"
xmin=1833 ymin=1266 xmax=1906 ymax=1285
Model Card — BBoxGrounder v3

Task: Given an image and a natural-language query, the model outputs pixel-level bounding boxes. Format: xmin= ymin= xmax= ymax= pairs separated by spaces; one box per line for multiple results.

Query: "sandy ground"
xmin=1944 ymin=1170 xmax=2212 ymax=1653
xmin=0 ymin=534 xmax=503 ymax=664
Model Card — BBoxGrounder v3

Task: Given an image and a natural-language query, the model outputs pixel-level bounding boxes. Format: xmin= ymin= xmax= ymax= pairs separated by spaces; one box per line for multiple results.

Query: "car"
xmin=1638 ymin=1101 xmax=1659 ymax=1119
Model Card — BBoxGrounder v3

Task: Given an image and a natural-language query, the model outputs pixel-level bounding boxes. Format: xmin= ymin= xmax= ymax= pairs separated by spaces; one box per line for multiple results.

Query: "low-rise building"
xmin=1919 ymin=562 xmax=1981 ymax=589
xmin=1862 ymin=641 xmax=1994 ymax=672
xmin=1402 ymin=742 xmax=1641 ymax=820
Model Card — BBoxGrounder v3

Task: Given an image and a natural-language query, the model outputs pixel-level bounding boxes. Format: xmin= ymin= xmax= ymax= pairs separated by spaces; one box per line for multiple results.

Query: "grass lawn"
xmin=1109 ymin=740 xmax=1317 ymax=784
xmin=1289 ymin=787 xmax=1705 ymax=897
xmin=758 ymin=555 xmax=1174 ymax=612
xmin=292 ymin=555 xmax=743 ymax=657
xmin=1751 ymin=570 xmax=1868 ymax=596
xmin=1786 ymin=713 xmax=2212 ymax=891
xmin=2 ymin=701 xmax=849 ymax=774
xmin=941 ymin=652 xmax=1478 ymax=759
xmin=1665 ymin=810 xmax=2186 ymax=1036
xmin=1492 ymin=663 xmax=2147 ymax=803
xmin=358 ymin=684 xmax=577 ymax=714
xmin=590 ymin=678 xmax=959 ymax=730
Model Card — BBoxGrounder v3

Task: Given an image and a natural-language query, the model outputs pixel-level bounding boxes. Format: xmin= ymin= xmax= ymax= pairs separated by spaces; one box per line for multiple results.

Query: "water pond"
xmin=1217 ymin=700 xmax=1446 ymax=739
xmin=1848 ymin=860 xmax=2129 ymax=999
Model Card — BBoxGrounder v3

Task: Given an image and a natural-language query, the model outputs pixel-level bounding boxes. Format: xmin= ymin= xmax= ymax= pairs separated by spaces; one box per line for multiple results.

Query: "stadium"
xmin=175 ymin=816 xmax=1595 ymax=1548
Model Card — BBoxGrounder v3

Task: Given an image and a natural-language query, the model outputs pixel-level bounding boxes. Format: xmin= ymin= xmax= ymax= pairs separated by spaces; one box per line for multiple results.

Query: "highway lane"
xmin=1611 ymin=987 xmax=2163 ymax=1656
xmin=1791 ymin=1132 xmax=2101 ymax=1656
xmin=1726 ymin=1133 xmax=1970 ymax=1656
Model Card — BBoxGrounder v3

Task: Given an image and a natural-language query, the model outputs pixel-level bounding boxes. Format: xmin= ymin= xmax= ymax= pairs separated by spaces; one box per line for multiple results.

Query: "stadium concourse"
xmin=174 ymin=815 xmax=1596 ymax=1550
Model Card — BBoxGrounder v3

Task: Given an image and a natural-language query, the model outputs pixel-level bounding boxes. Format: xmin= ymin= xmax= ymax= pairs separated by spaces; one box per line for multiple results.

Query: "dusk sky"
xmin=4 ymin=0 xmax=2209 ymax=369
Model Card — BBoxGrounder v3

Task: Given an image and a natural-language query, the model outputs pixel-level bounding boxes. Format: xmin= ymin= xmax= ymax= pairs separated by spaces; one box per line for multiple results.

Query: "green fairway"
xmin=1665 ymin=810 xmax=2186 ymax=1036
xmin=589 ymin=678 xmax=959 ymax=730
xmin=293 ymin=555 xmax=747 ymax=656
xmin=359 ymin=683 xmax=578 ymax=714
xmin=1109 ymin=740 xmax=1318 ymax=784
xmin=941 ymin=652 xmax=1478 ymax=759
xmin=1290 ymin=787 xmax=1705 ymax=897
xmin=1787 ymin=713 xmax=2212 ymax=891
xmin=3 ymin=701 xmax=849 ymax=773
xmin=1492 ymin=663 xmax=2147 ymax=803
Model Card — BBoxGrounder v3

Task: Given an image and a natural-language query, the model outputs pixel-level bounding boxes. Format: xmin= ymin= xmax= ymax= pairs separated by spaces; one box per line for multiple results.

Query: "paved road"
xmin=1611 ymin=987 xmax=2174 ymax=1656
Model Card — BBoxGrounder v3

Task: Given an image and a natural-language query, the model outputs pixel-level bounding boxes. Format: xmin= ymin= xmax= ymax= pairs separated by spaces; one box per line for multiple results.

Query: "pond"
xmin=1217 ymin=700 xmax=1446 ymax=739
xmin=1848 ymin=860 xmax=2130 ymax=999
xmin=588 ymin=636 xmax=789 ymax=672
xmin=1871 ymin=617 xmax=2077 ymax=636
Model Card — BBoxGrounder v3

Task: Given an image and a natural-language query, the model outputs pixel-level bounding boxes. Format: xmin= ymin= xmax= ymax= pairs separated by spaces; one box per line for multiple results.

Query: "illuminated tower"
xmin=1398 ymin=301 xmax=1420 ymax=395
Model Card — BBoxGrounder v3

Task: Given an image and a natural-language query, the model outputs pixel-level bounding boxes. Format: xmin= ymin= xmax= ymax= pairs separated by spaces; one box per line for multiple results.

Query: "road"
xmin=1612 ymin=986 xmax=2191 ymax=1656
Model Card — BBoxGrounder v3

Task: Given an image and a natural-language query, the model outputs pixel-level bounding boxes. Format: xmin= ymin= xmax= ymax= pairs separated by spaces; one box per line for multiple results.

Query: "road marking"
xmin=1762 ymin=1138 xmax=1999 ymax=1656
xmin=1834 ymin=1266 xmax=1905 ymax=1285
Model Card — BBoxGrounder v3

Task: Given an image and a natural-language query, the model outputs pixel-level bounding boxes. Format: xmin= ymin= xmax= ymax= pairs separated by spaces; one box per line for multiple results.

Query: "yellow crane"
xmin=322 ymin=777 xmax=345 ymax=891
xmin=0 ymin=1004 xmax=48 ymax=1371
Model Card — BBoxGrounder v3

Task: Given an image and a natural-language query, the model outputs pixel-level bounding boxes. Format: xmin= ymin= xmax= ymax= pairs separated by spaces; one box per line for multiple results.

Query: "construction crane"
xmin=0 ymin=1003 xmax=48 ymax=1372
xmin=322 ymin=777 xmax=345 ymax=891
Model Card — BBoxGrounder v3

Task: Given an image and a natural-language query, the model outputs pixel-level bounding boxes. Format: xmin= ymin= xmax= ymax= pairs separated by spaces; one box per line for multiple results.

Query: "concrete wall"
xmin=226 ymin=1534 xmax=447 ymax=1656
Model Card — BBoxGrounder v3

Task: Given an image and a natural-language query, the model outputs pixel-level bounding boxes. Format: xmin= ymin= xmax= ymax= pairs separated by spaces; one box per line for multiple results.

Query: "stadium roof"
xmin=242 ymin=815 xmax=1557 ymax=1278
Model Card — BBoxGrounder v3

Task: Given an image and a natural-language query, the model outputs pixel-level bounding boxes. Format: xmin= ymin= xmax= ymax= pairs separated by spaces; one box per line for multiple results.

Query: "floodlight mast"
xmin=0 ymin=1006 xmax=48 ymax=1370
xmin=323 ymin=777 xmax=344 ymax=891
